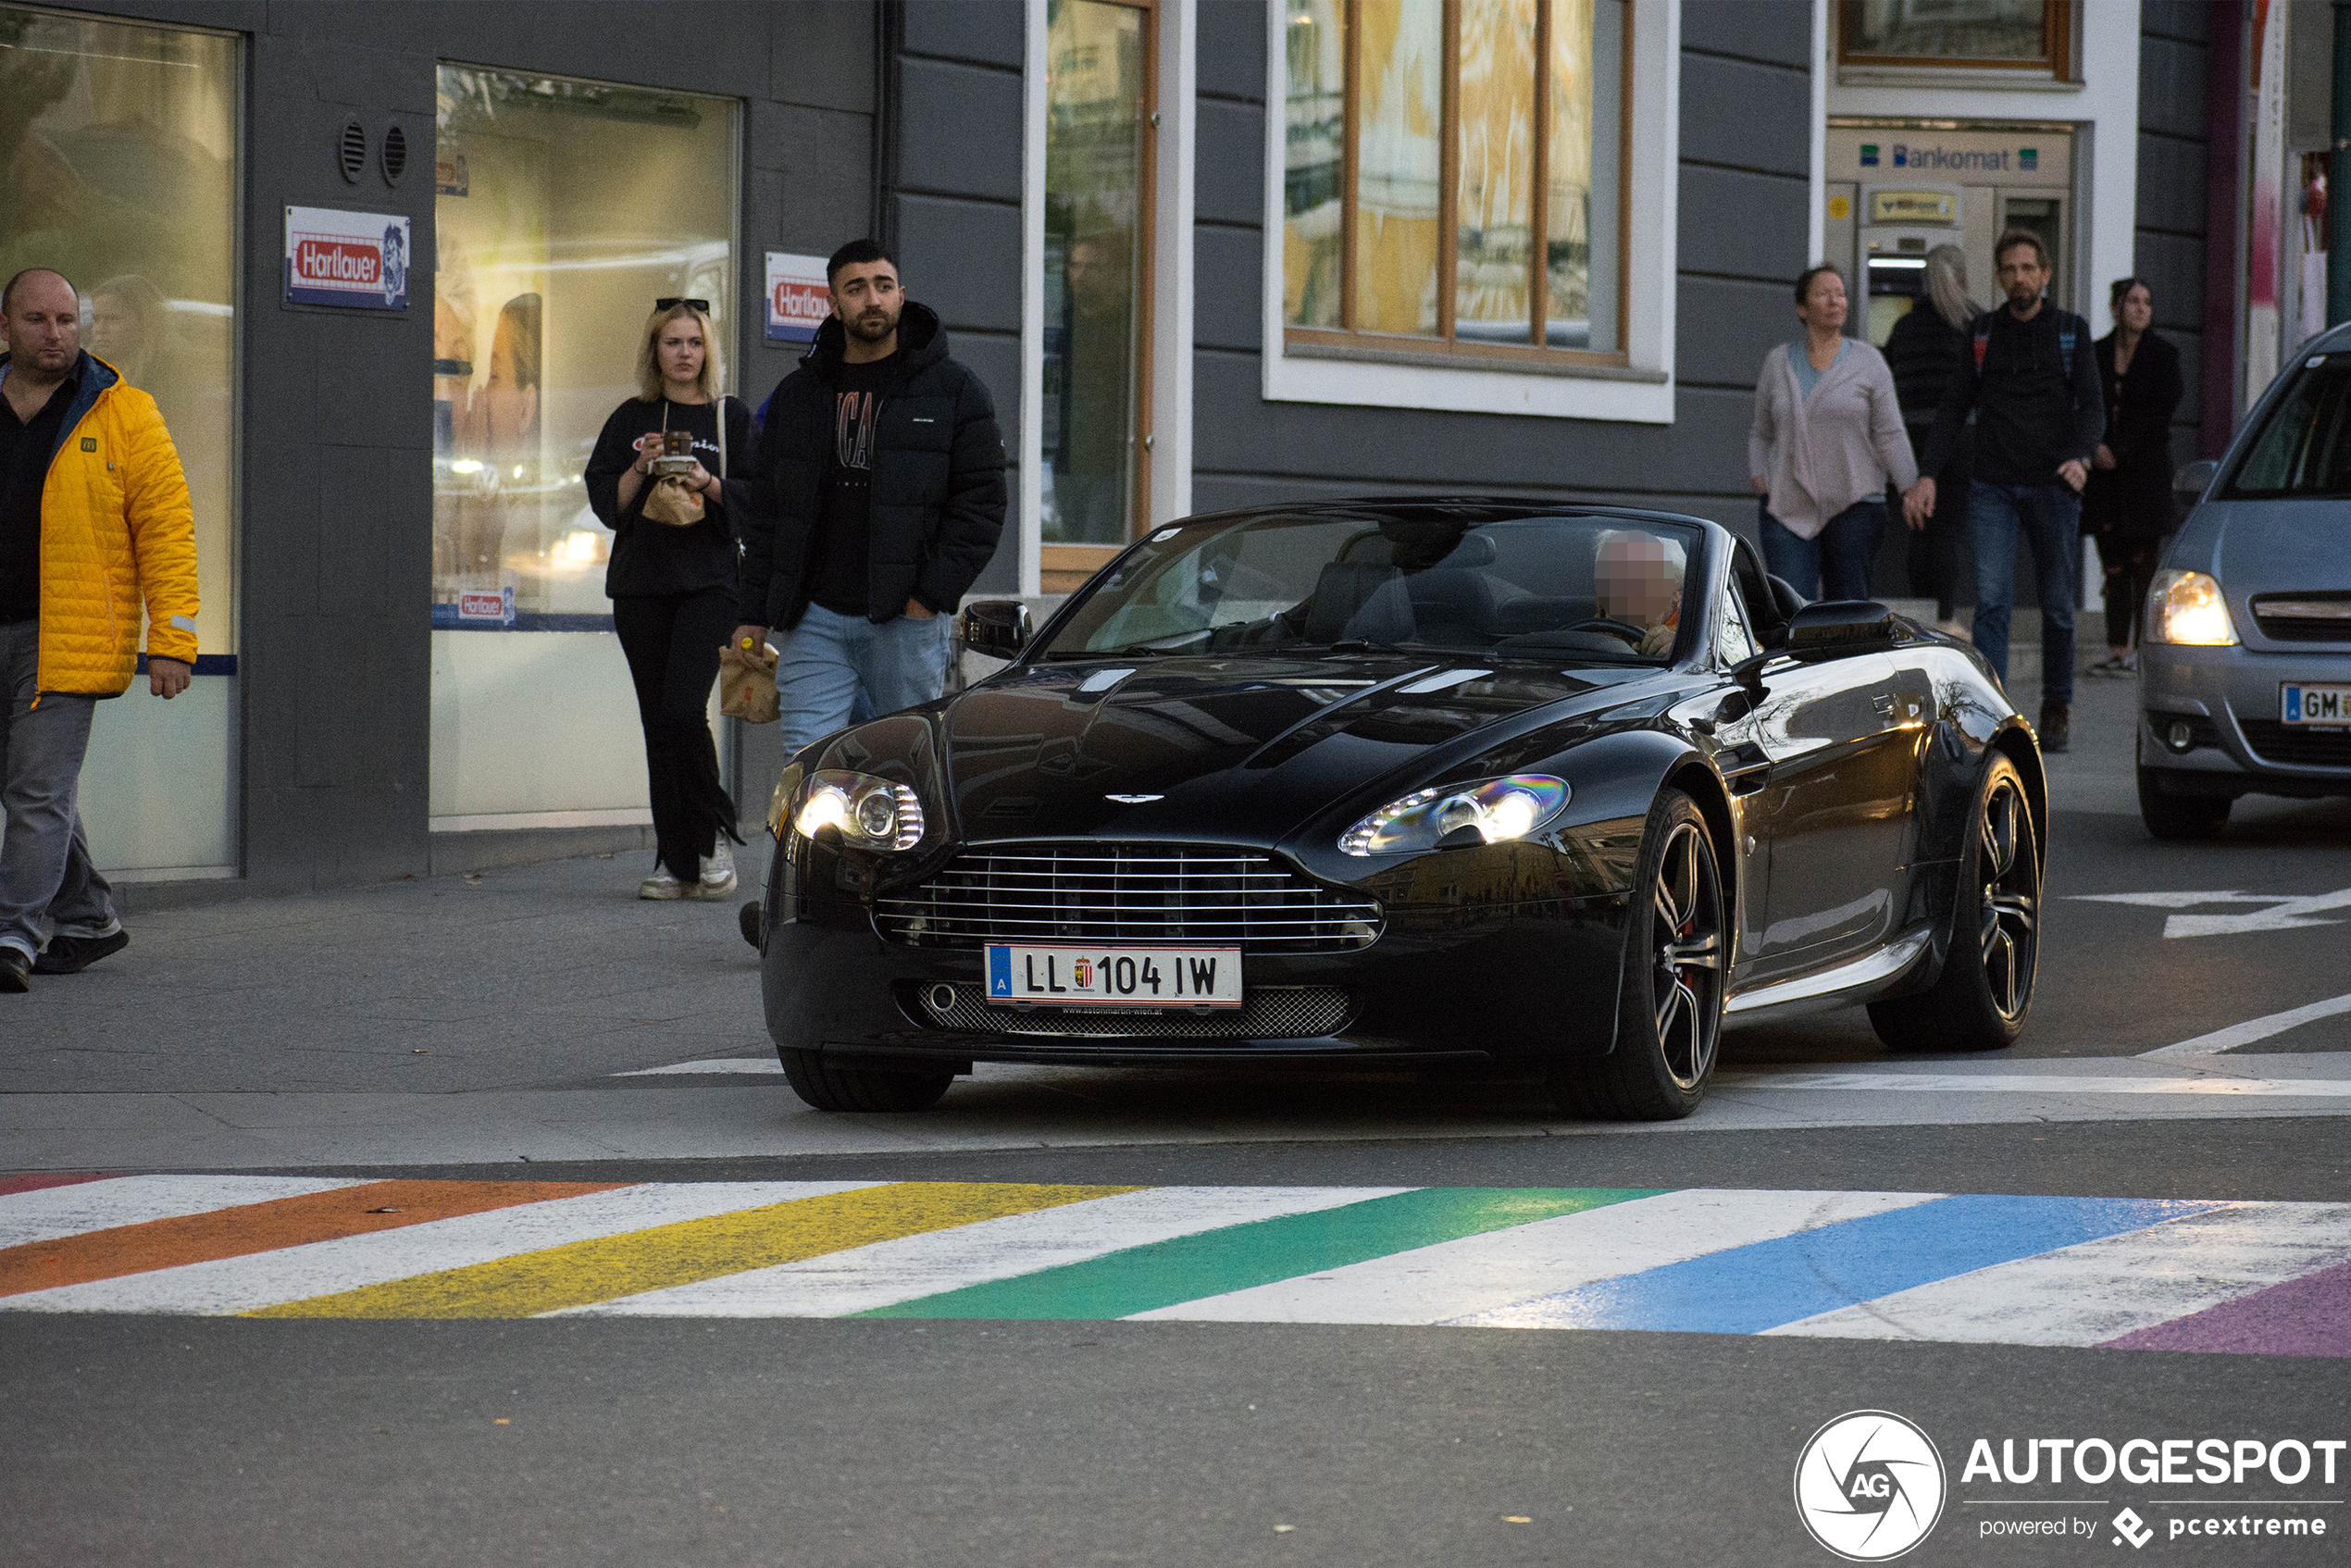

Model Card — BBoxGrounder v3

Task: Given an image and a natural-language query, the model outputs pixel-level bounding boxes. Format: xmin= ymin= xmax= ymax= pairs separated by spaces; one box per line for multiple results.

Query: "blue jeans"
xmin=775 ymin=604 xmax=953 ymax=756
xmin=1968 ymin=482 xmax=2078 ymax=703
xmin=1758 ymin=499 xmax=1885 ymax=603
xmin=0 ymin=621 xmax=118 ymax=961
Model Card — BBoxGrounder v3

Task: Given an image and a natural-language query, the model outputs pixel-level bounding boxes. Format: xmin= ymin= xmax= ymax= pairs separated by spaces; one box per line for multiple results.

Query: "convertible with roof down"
xmin=753 ymin=501 xmax=2046 ymax=1119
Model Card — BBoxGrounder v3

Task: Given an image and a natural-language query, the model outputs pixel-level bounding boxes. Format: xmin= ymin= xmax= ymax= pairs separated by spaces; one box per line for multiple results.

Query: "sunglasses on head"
xmin=655 ymin=298 xmax=710 ymax=312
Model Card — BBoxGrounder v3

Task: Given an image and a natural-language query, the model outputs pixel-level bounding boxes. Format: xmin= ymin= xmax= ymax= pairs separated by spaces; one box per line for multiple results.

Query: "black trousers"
xmin=613 ymin=589 xmax=740 ymax=878
xmin=1901 ymin=427 xmax=1971 ymax=619
xmin=2092 ymin=532 xmax=2164 ymax=651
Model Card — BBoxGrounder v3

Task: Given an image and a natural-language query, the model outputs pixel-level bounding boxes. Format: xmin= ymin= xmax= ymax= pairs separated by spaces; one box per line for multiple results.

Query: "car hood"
xmin=940 ymin=655 xmax=1655 ymax=844
xmin=2192 ymin=500 xmax=2351 ymax=596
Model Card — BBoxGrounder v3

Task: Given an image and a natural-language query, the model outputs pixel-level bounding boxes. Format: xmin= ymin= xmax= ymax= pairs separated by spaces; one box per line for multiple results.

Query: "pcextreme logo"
xmin=1795 ymin=1411 xmax=1948 ymax=1562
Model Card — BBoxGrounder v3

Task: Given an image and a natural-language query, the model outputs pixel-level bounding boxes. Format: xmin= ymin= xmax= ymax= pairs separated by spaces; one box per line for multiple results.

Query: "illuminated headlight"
xmin=786 ymin=769 xmax=925 ymax=852
xmin=2146 ymin=570 xmax=2239 ymax=646
xmin=1339 ymin=775 xmax=1570 ymax=856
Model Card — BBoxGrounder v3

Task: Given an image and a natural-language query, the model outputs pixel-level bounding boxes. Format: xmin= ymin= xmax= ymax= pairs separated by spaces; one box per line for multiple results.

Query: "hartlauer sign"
xmin=765 ymin=251 xmax=830 ymax=343
xmin=284 ymin=206 xmax=410 ymax=310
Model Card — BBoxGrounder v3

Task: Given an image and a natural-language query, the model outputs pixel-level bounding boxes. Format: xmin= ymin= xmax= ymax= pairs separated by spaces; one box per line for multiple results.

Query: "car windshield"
xmin=2225 ymin=360 xmax=2351 ymax=499
xmin=1039 ymin=509 xmax=1701 ymax=662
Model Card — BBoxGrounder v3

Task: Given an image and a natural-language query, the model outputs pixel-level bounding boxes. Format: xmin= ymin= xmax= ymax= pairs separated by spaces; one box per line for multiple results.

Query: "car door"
xmin=1733 ymin=648 xmax=1915 ymax=984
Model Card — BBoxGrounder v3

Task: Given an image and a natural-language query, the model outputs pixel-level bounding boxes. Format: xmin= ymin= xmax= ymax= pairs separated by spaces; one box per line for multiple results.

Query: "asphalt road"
xmin=6 ymin=671 xmax=2349 ymax=1567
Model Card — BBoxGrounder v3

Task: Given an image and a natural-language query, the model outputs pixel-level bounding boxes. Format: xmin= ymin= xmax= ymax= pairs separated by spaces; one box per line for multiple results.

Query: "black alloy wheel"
xmin=1553 ymin=789 xmax=1723 ymax=1120
xmin=1868 ymin=752 xmax=2039 ymax=1052
xmin=777 ymin=1048 xmax=955 ymax=1113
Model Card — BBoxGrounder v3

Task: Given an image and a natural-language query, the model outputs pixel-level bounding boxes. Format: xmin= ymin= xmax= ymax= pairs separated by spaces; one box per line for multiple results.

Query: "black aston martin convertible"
xmin=753 ymin=500 xmax=2045 ymax=1120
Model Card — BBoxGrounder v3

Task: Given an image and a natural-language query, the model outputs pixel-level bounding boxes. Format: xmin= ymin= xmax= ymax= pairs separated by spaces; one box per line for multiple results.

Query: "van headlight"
xmin=1340 ymin=776 xmax=1570 ymax=856
xmin=784 ymin=769 xmax=926 ymax=851
xmin=2146 ymin=570 xmax=2239 ymax=646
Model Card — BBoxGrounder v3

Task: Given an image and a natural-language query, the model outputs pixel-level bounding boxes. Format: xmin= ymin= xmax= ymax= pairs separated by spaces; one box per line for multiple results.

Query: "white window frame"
xmin=1259 ymin=0 xmax=1679 ymax=423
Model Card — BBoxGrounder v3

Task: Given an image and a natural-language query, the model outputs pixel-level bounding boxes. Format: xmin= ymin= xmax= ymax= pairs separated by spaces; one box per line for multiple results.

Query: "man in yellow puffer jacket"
xmin=1 ymin=268 xmax=199 ymax=992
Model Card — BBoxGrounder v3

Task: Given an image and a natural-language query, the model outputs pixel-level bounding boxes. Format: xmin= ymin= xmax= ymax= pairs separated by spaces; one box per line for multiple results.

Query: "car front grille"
xmin=2239 ymin=720 xmax=2351 ymax=768
xmin=874 ymin=842 xmax=1383 ymax=952
xmin=2252 ymin=594 xmax=2351 ymax=643
xmin=916 ymin=983 xmax=1354 ymax=1039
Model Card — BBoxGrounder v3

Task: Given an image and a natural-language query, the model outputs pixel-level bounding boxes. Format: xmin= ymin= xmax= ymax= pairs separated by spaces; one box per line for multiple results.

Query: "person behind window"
xmin=2082 ymin=278 xmax=2183 ymax=677
xmin=1748 ymin=264 xmax=1917 ymax=604
xmin=584 ymin=301 xmax=754 ymax=902
xmin=1880 ymin=245 xmax=1977 ymax=636
xmin=1594 ymin=530 xmax=1685 ymax=657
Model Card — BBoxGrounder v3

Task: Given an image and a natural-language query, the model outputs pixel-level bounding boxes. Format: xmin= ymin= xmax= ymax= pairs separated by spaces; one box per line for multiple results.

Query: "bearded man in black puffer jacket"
xmin=732 ymin=239 xmax=1007 ymax=763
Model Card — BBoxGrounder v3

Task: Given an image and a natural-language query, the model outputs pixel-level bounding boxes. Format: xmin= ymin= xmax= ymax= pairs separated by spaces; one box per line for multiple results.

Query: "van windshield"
xmin=2225 ymin=362 xmax=2351 ymax=499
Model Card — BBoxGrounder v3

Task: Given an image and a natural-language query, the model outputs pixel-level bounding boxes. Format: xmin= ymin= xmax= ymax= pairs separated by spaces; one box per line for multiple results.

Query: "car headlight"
xmin=2146 ymin=570 xmax=2239 ymax=646
xmin=786 ymin=769 xmax=926 ymax=852
xmin=1339 ymin=775 xmax=1570 ymax=856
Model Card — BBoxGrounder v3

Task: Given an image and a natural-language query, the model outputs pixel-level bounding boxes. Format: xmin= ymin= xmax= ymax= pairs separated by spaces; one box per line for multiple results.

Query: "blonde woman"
xmin=584 ymin=300 xmax=754 ymax=901
xmin=1748 ymin=264 xmax=1917 ymax=600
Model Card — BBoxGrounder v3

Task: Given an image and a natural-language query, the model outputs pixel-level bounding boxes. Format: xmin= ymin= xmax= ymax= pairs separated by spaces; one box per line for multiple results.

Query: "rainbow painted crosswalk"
xmin=2 ymin=1174 xmax=2345 ymax=1354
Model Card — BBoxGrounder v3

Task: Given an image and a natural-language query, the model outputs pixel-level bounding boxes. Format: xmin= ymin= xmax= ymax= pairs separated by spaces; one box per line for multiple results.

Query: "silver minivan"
xmin=2139 ymin=322 xmax=2351 ymax=837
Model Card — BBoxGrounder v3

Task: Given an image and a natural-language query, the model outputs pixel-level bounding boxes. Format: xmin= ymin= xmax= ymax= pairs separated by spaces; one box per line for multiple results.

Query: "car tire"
xmin=1551 ymin=788 xmax=1723 ymax=1121
xmin=1868 ymin=753 xmax=2038 ymax=1053
xmin=2136 ymin=762 xmax=2231 ymax=840
xmin=777 ymin=1048 xmax=955 ymax=1113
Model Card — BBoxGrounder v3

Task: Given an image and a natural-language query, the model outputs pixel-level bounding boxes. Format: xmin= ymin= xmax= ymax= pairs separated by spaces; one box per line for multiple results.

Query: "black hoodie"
xmin=740 ymin=301 xmax=1007 ymax=628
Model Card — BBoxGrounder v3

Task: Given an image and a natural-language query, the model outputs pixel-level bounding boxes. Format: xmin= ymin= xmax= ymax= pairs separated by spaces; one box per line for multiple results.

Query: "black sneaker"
xmin=0 ymin=946 xmax=28 ymax=992
xmin=2037 ymin=698 xmax=2071 ymax=755
xmin=33 ymin=929 xmax=130 ymax=975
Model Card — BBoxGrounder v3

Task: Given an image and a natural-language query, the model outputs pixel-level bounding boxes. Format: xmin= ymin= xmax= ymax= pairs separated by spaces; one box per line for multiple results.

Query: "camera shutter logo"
xmin=1793 ymin=1411 xmax=1947 ymax=1562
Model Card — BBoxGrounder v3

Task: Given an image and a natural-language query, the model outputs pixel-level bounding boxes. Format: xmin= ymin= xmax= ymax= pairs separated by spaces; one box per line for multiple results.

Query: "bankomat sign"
xmin=1859 ymin=143 xmax=2038 ymax=173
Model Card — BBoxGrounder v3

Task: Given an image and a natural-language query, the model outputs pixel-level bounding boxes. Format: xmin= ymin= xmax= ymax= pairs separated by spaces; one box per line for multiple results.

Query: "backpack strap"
xmin=2059 ymin=316 xmax=2076 ymax=366
xmin=1972 ymin=323 xmax=1988 ymax=371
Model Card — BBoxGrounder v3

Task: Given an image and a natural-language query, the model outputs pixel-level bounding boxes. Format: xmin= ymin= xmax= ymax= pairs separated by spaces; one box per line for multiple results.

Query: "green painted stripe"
xmin=862 ymin=1187 xmax=1665 ymax=1322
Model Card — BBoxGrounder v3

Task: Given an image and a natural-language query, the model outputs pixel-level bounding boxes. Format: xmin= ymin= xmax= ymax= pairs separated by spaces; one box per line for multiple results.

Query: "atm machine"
xmin=1856 ymin=183 xmax=1963 ymax=345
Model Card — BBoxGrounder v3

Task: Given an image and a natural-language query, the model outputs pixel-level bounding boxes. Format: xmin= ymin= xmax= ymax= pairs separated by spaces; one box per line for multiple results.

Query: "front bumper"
xmin=2138 ymin=643 xmax=2351 ymax=796
xmin=757 ymin=835 xmax=1634 ymax=1069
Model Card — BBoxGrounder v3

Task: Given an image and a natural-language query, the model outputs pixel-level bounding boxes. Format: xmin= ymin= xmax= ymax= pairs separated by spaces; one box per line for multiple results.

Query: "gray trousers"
xmin=0 ymin=621 xmax=118 ymax=960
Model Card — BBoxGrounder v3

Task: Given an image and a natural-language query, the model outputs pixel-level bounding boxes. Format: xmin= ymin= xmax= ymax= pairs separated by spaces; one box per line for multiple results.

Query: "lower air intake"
xmin=916 ymin=984 xmax=1353 ymax=1040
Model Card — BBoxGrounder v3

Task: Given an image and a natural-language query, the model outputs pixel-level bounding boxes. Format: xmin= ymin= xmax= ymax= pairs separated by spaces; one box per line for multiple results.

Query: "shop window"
xmin=1281 ymin=0 xmax=1624 ymax=364
xmin=0 ymin=6 xmax=241 ymax=876
xmin=1838 ymin=0 xmax=2075 ymax=78
xmin=429 ymin=66 xmax=736 ymax=828
xmin=1043 ymin=0 xmax=1154 ymax=579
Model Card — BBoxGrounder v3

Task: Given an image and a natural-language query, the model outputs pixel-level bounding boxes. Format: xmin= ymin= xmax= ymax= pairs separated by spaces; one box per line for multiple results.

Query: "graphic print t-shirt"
xmin=808 ymin=354 xmax=898 ymax=618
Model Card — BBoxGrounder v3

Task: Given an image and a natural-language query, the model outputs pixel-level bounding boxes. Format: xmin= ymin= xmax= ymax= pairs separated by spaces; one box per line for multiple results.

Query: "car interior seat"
xmin=1303 ymin=562 xmax=1414 ymax=644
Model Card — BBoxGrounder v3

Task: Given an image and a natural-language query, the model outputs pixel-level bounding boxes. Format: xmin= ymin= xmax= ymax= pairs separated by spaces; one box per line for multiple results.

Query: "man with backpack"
xmin=1903 ymin=229 xmax=2104 ymax=753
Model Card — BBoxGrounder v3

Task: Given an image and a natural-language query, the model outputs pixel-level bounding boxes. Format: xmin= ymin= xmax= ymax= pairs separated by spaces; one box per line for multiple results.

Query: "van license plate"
xmin=984 ymin=945 xmax=1242 ymax=1007
xmin=2282 ymin=684 xmax=2351 ymax=726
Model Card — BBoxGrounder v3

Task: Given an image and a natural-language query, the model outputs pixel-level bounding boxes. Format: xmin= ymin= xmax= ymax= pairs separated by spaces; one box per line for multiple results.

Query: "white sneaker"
xmin=639 ymin=868 xmax=688 ymax=901
xmin=696 ymin=841 xmax=738 ymax=899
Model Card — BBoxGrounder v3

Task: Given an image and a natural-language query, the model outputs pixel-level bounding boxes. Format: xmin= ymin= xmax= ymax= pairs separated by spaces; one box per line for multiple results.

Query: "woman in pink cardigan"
xmin=1748 ymin=264 xmax=1918 ymax=601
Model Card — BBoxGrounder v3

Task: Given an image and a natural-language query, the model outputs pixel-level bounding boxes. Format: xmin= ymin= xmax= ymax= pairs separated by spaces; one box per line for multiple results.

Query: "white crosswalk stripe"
xmin=0 ymin=1176 xmax=367 ymax=1250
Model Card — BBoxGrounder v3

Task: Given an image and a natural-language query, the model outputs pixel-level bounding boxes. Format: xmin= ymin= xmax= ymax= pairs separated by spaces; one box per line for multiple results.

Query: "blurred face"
xmin=90 ymin=293 xmax=150 ymax=362
xmin=656 ymin=316 xmax=705 ymax=391
xmin=1797 ymin=270 xmax=1847 ymax=333
xmin=831 ymin=260 xmax=903 ymax=344
xmin=1598 ymin=538 xmax=1684 ymax=625
xmin=2117 ymin=283 xmax=2153 ymax=333
xmin=1996 ymin=243 xmax=2050 ymax=307
xmin=1 ymin=271 xmax=81 ymax=378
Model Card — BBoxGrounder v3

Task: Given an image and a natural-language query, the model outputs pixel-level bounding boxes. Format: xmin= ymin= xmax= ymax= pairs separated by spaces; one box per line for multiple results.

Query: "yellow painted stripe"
xmin=246 ymin=1182 xmax=1141 ymax=1320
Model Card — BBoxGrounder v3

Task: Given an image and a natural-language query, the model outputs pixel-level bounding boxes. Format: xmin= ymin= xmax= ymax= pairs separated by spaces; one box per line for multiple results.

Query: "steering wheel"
xmin=1564 ymin=616 xmax=1648 ymax=648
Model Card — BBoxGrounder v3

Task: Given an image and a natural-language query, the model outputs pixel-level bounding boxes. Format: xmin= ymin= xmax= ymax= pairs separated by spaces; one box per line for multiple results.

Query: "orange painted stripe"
xmin=0 ymin=1179 xmax=628 ymax=1298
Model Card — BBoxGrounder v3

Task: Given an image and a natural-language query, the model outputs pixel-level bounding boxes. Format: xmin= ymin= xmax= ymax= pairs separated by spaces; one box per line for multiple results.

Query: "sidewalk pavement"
xmin=3 ymin=648 xmax=2343 ymax=1171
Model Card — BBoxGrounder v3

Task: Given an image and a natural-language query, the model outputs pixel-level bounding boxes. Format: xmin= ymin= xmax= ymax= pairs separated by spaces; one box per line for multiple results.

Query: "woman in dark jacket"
xmin=1878 ymin=244 xmax=1975 ymax=631
xmin=584 ymin=300 xmax=757 ymax=901
xmin=2082 ymin=278 xmax=2185 ymax=675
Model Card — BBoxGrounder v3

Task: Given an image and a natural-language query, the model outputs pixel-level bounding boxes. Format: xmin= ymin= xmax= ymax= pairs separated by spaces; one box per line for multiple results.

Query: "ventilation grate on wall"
xmin=380 ymin=124 xmax=407 ymax=186
xmin=338 ymin=118 xmax=367 ymax=183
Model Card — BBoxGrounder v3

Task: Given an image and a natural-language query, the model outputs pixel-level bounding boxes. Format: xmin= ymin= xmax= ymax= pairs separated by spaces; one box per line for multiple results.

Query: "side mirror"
xmin=960 ymin=600 xmax=1032 ymax=661
xmin=1785 ymin=599 xmax=1901 ymax=656
xmin=2173 ymin=458 xmax=2218 ymax=497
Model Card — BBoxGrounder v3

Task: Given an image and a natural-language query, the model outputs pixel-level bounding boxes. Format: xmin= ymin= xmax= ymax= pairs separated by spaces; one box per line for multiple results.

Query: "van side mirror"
xmin=1785 ymin=599 xmax=1902 ymax=657
xmin=2173 ymin=458 xmax=2218 ymax=496
xmin=960 ymin=600 xmax=1032 ymax=661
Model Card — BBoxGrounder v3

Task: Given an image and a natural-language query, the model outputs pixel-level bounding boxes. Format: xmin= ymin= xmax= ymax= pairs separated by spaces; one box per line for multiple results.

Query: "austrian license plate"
xmin=984 ymin=944 xmax=1242 ymax=1008
xmin=2282 ymin=684 xmax=2351 ymax=726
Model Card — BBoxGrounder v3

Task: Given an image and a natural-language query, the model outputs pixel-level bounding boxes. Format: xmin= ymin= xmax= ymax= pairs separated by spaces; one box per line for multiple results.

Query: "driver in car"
xmin=1594 ymin=531 xmax=1685 ymax=656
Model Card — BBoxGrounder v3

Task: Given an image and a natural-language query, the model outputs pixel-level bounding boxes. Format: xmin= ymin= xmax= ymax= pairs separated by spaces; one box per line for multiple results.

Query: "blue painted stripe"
xmin=134 ymin=653 xmax=236 ymax=676
xmin=430 ymin=607 xmax=616 ymax=634
xmin=1460 ymin=1195 xmax=2223 ymax=1335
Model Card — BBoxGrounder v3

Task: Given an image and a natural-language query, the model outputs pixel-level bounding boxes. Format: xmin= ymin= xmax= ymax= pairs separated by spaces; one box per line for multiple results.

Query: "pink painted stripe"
xmin=0 ymin=1174 xmax=112 ymax=1199
xmin=2103 ymin=1260 xmax=2351 ymax=1357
